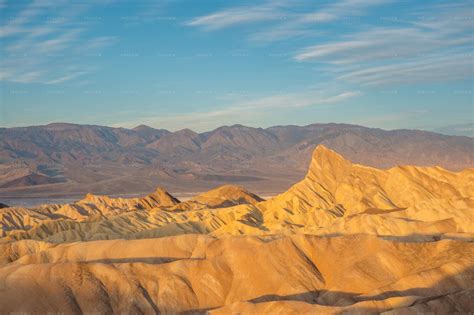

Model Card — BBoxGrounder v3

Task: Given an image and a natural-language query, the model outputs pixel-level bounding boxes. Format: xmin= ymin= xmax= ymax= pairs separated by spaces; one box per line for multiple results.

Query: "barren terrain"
xmin=0 ymin=145 xmax=472 ymax=313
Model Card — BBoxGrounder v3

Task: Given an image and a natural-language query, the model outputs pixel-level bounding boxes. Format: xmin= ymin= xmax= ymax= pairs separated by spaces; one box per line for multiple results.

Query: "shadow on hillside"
xmin=85 ymin=256 xmax=191 ymax=265
xmin=1 ymin=256 xmax=472 ymax=314
xmin=222 ymin=264 xmax=474 ymax=314
xmin=315 ymin=232 xmax=474 ymax=243
xmin=181 ymin=265 xmax=473 ymax=314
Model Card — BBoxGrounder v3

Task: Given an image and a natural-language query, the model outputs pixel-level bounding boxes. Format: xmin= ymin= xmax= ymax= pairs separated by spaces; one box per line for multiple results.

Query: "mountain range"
xmin=1 ymin=122 xmax=473 ymax=199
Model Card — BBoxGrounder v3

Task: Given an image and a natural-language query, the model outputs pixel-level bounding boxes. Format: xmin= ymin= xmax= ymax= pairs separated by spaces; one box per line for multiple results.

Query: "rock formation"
xmin=0 ymin=145 xmax=472 ymax=313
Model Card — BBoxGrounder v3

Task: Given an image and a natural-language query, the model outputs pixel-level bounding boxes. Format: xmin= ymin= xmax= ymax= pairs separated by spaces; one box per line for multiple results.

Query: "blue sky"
xmin=0 ymin=0 xmax=473 ymax=134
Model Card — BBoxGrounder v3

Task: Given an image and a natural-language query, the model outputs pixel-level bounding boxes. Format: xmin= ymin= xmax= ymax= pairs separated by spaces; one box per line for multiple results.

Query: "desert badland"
xmin=1 ymin=145 xmax=473 ymax=313
xmin=1 ymin=0 xmax=474 ymax=313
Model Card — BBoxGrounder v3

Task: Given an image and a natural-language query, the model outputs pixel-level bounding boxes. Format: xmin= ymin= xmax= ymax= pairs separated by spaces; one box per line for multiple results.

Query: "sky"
xmin=0 ymin=0 xmax=473 ymax=135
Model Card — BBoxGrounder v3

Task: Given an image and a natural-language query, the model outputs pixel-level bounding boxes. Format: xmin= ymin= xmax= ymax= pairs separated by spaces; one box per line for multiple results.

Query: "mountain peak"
xmin=82 ymin=193 xmax=110 ymax=204
xmin=133 ymin=124 xmax=154 ymax=131
xmin=171 ymin=184 xmax=264 ymax=211
xmin=306 ymin=145 xmax=352 ymax=181
xmin=311 ymin=145 xmax=347 ymax=164
xmin=148 ymin=187 xmax=180 ymax=206
xmin=175 ymin=128 xmax=198 ymax=135
xmin=45 ymin=123 xmax=83 ymax=131
xmin=198 ymin=184 xmax=262 ymax=202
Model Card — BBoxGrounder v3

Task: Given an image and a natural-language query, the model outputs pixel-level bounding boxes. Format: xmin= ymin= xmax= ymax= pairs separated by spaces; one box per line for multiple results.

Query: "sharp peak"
xmin=306 ymin=145 xmax=352 ymax=177
xmin=150 ymin=186 xmax=177 ymax=199
xmin=312 ymin=145 xmax=345 ymax=159
xmin=149 ymin=186 xmax=181 ymax=203
xmin=85 ymin=192 xmax=98 ymax=198
xmin=152 ymin=186 xmax=171 ymax=194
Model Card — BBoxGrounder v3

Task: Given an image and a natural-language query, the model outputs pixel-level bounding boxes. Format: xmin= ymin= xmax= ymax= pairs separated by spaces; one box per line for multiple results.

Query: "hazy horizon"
xmin=2 ymin=120 xmax=474 ymax=137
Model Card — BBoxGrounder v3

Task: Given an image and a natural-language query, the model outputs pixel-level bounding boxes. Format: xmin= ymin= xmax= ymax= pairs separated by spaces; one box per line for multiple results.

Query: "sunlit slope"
xmin=0 ymin=187 xmax=180 ymax=236
xmin=258 ymin=145 xmax=474 ymax=237
xmin=1 ymin=145 xmax=473 ymax=242
xmin=170 ymin=184 xmax=264 ymax=211
xmin=0 ymin=184 xmax=267 ymax=242
xmin=0 ymin=234 xmax=472 ymax=313
xmin=0 ymin=145 xmax=473 ymax=313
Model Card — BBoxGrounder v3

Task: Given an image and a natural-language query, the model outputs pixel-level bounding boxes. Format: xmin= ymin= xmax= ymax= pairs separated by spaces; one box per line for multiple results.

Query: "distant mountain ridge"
xmin=0 ymin=122 xmax=473 ymax=197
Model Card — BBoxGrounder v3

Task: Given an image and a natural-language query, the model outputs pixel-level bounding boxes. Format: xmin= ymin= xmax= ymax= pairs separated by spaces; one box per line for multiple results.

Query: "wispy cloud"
xmin=294 ymin=25 xmax=472 ymax=63
xmin=0 ymin=1 xmax=116 ymax=85
xmin=187 ymin=0 xmax=390 ymax=43
xmin=0 ymin=0 xmax=46 ymax=37
xmin=337 ymin=53 xmax=473 ymax=86
xmin=295 ymin=2 xmax=474 ymax=86
xmin=188 ymin=0 xmax=472 ymax=87
xmin=296 ymin=0 xmax=391 ymax=25
xmin=186 ymin=1 xmax=289 ymax=31
xmin=44 ymin=70 xmax=90 ymax=85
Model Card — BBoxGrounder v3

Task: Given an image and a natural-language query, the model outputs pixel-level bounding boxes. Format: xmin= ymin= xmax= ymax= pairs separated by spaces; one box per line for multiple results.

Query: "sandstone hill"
xmin=0 ymin=145 xmax=472 ymax=313
xmin=171 ymin=184 xmax=264 ymax=211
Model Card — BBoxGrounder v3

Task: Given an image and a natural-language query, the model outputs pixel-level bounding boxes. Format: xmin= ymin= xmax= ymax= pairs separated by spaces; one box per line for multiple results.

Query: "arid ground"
xmin=1 ymin=145 xmax=472 ymax=313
